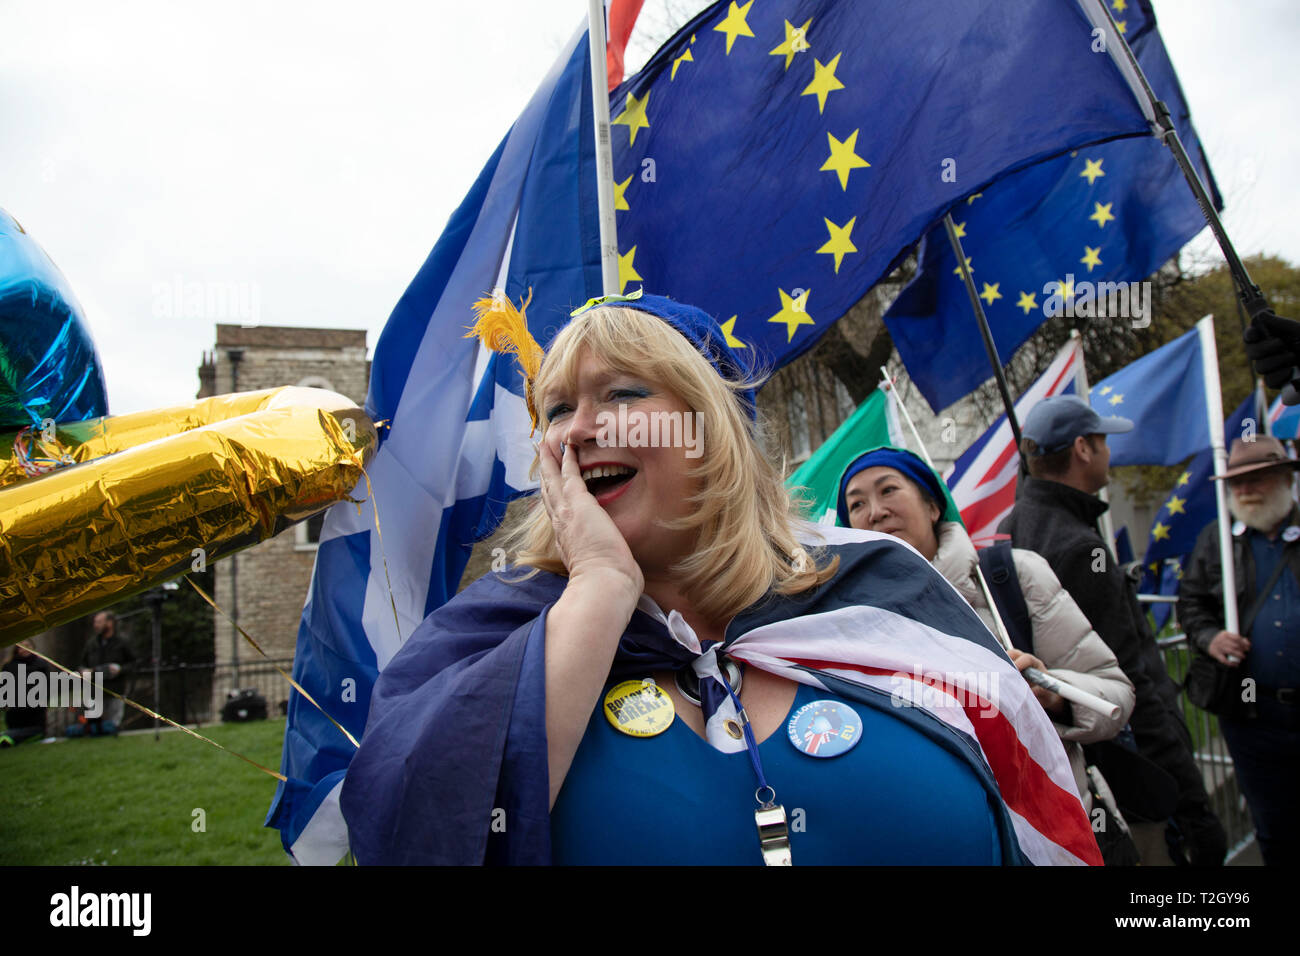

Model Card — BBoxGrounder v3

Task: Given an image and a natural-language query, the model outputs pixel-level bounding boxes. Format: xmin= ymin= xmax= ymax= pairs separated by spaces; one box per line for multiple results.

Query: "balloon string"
xmin=20 ymin=645 xmax=287 ymax=782
xmin=184 ymin=577 xmax=360 ymax=749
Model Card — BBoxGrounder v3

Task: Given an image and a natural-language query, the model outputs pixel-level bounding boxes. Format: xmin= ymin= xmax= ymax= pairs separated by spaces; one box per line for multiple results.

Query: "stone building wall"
xmin=202 ymin=325 xmax=367 ymax=703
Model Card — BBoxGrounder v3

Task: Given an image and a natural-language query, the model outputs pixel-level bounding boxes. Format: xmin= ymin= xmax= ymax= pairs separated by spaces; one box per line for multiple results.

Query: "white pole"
xmin=1072 ymin=329 xmax=1119 ymax=559
xmin=1198 ymin=315 xmax=1239 ymax=633
xmin=880 ymin=367 xmax=935 ymax=468
xmin=586 ymin=0 xmax=621 ymax=295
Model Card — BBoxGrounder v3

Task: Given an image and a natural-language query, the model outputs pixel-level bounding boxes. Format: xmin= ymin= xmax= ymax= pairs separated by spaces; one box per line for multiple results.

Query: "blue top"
xmin=1246 ymin=531 xmax=1300 ymax=689
xmin=551 ymin=680 xmax=1003 ymax=865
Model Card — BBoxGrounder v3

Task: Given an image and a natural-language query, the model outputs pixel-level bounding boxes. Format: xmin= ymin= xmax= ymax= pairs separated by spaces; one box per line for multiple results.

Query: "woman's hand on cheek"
xmin=537 ymin=435 xmax=644 ymax=599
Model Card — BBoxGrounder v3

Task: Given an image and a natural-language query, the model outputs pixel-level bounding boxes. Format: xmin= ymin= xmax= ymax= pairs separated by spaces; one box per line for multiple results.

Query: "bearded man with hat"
xmin=1178 ymin=435 xmax=1300 ymax=865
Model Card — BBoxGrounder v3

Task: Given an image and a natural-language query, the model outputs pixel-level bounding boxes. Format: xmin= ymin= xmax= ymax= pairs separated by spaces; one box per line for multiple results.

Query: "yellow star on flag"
xmin=1080 ymin=158 xmax=1105 ymax=186
xmin=1016 ymin=291 xmax=1038 ymax=315
xmin=1176 ymin=471 xmax=1191 ymax=486
xmin=1108 ymin=393 xmax=1124 ymax=406
xmin=1116 ymin=20 xmax=1127 ymax=34
xmin=1112 ymin=0 xmax=1127 ymax=12
xmin=769 ymin=18 xmax=812 ymax=69
xmin=614 ymin=174 xmax=632 ymax=212
xmin=713 ymin=1 xmax=755 ymax=54
xmin=671 ymin=44 xmax=695 ymax=81
xmin=1166 ymin=495 xmax=1187 ymax=516
xmin=820 ymin=130 xmax=870 ymax=190
xmin=1056 ymin=276 xmax=1075 ymax=300
xmin=966 ymin=193 xmax=983 ymax=205
xmin=767 ymin=288 xmax=814 ymax=342
xmin=1175 ymin=563 xmax=1184 ymax=579
xmin=979 ymin=282 xmax=1002 ymax=306
xmin=720 ymin=316 xmax=747 ymax=349
xmin=952 ymin=221 xmax=966 ymax=239
xmin=1089 ymin=202 xmax=1115 ymax=228
xmin=801 ymin=53 xmax=845 ymax=114
xmin=618 ymin=246 xmax=642 ymax=294
xmin=817 ymin=217 xmax=857 ymax=273
xmin=613 ymin=90 xmax=650 ymax=146
xmin=1152 ymin=521 xmax=1171 ymax=542
xmin=1080 ymin=246 xmax=1102 ymax=272
xmin=1099 ymin=385 xmax=1112 ymax=395
xmin=953 ymin=257 xmax=974 ymax=278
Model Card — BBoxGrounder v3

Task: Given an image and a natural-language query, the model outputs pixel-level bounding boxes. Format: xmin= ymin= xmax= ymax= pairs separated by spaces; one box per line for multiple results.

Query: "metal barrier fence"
xmin=42 ymin=658 xmax=294 ymax=737
xmin=1155 ymin=632 xmax=1257 ymax=861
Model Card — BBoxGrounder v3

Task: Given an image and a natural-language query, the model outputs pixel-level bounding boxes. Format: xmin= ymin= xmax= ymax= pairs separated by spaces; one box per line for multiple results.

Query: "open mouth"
xmin=581 ymin=464 xmax=637 ymax=497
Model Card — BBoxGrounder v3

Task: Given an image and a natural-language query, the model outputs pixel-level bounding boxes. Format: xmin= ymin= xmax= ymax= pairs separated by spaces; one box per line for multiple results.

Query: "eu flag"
xmin=1088 ymin=325 xmax=1209 ymax=467
xmin=610 ymin=0 xmax=1152 ymax=376
xmin=884 ymin=0 xmax=1220 ymax=412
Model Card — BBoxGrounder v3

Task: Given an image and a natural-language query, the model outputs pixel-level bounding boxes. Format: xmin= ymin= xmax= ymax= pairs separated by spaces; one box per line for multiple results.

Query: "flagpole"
xmin=587 ymin=0 xmax=621 ymax=295
xmin=1085 ymin=1 xmax=1266 ymax=322
xmin=1069 ymin=329 xmax=1119 ymax=558
xmin=942 ymin=214 xmax=1029 ymax=473
xmin=879 ymin=367 xmax=934 ymax=467
xmin=1197 ymin=314 xmax=1240 ymax=634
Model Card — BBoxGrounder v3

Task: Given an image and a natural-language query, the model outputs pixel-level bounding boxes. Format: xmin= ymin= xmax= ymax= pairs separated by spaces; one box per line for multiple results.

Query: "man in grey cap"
xmin=1178 ymin=436 xmax=1300 ymax=865
xmin=1000 ymin=395 xmax=1227 ymax=866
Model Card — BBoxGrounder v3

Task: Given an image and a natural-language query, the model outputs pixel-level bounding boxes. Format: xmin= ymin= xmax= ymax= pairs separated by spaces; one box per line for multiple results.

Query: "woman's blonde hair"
xmin=495 ymin=305 xmax=838 ymax=623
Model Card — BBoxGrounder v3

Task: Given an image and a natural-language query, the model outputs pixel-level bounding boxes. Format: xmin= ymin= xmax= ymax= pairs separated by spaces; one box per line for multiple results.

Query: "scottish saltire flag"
xmin=885 ymin=0 xmax=1220 ymax=413
xmin=785 ymin=386 xmax=902 ymax=524
xmin=267 ymin=23 xmax=602 ymax=864
xmin=1088 ymin=326 xmax=1209 ymax=466
xmin=1141 ymin=393 xmax=1256 ymax=571
xmin=608 ymin=0 xmax=1153 ymax=378
xmin=1269 ymin=394 xmax=1300 ymax=440
xmin=945 ymin=339 xmax=1081 ymax=548
xmin=341 ymin=525 xmax=1100 ymax=865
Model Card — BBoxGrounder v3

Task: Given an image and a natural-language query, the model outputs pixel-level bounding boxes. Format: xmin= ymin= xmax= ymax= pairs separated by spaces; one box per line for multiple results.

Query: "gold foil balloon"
xmin=0 ymin=387 xmax=376 ymax=643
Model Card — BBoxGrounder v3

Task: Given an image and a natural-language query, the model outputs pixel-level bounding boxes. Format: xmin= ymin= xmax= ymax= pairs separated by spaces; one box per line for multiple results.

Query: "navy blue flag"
xmin=1088 ymin=325 xmax=1209 ymax=466
xmin=885 ymin=0 xmax=1220 ymax=413
xmin=1142 ymin=392 xmax=1255 ymax=573
xmin=610 ymin=0 xmax=1151 ymax=375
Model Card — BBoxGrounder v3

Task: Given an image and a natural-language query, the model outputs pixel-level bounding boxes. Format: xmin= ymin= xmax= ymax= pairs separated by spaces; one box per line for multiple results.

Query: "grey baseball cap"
xmin=1022 ymin=394 xmax=1133 ymax=456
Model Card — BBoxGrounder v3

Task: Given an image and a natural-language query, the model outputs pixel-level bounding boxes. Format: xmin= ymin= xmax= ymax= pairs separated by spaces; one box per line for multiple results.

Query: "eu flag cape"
xmin=340 ymin=526 xmax=1101 ymax=866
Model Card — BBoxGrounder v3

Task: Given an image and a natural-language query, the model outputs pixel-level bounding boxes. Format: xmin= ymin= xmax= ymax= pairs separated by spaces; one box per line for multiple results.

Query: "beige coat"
xmin=931 ymin=521 xmax=1136 ymax=809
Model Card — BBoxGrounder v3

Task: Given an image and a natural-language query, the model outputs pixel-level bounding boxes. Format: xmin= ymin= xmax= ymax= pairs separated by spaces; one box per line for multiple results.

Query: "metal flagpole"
xmin=586 ymin=0 xmax=621 ymax=295
xmin=942 ymin=214 xmax=1029 ymax=474
xmin=1069 ymin=329 xmax=1119 ymax=558
xmin=1084 ymin=0 xmax=1267 ymax=321
xmin=1197 ymin=315 xmax=1240 ymax=635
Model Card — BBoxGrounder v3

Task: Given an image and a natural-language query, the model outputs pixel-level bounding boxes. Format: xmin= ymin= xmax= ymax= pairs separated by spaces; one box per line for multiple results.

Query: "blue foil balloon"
xmin=0 ymin=207 xmax=108 ymax=430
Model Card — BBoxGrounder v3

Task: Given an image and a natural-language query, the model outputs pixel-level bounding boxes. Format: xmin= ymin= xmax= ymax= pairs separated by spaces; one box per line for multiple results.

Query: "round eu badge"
xmin=1284 ymin=525 xmax=1300 ymax=544
xmin=787 ymin=699 xmax=862 ymax=758
xmin=603 ymin=679 xmax=675 ymax=737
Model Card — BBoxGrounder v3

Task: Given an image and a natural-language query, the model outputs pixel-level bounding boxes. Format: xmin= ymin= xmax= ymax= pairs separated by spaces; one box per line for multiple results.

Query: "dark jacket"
xmin=999 ymin=477 xmax=1228 ymax=865
xmin=1178 ymin=505 xmax=1300 ymax=657
xmin=80 ymin=632 xmax=134 ymax=695
xmin=999 ymin=477 xmax=1180 ymax=721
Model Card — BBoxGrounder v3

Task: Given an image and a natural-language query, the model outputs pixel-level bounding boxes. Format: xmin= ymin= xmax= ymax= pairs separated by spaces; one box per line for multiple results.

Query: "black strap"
xmin=977 ymin=541 xmax=1034 ymax=654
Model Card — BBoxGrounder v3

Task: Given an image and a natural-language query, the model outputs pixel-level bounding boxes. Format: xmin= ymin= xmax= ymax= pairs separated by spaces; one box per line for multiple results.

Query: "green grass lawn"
xmin=0 ymin=718 xmax=290 ymax=865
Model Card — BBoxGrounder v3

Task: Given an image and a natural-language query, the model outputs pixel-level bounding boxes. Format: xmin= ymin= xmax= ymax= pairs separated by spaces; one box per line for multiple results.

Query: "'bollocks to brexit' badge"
xmin=788 ymin=700 xmax=862 ymax=758
xmin=603 ymin=679 xmax=675 ymax=737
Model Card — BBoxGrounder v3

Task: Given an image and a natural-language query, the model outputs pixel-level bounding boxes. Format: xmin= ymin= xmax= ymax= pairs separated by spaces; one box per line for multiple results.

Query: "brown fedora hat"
xmin=1213 ymin=436 xmax=1300 ymax=480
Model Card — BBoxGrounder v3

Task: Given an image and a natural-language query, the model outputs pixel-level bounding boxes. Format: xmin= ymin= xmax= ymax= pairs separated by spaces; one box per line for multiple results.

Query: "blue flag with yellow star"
xmin=1143 ymin=392 xmax=1255 ymax=567
xmin=884 ymin=0 xmax=1220 ymax=413
xmin=608 ymin=0 xmax=1152 ymax=375
xmin=1088 ymin=326 xmax=1208 ymax=467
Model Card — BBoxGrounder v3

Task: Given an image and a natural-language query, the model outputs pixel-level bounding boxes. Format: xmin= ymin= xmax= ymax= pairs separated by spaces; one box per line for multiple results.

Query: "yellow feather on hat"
xmin=464 ymin=288 xmax=546 ymax=434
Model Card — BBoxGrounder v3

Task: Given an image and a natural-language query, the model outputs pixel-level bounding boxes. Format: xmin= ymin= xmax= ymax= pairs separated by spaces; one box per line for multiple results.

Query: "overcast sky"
xmin=3 ymin=0 xmax=1297 ymax=416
